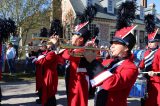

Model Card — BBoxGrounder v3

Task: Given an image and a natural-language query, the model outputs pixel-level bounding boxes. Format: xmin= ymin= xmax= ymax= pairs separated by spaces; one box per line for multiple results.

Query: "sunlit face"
xmin=71 ymin=34 xmax=80 ymax=46
xmin=47 ymin=44 xmax=52 ymax=50
xmin=148 ymin=41 xmax=158 ymax=49
xmin=110 ymin=42 xmax=128 ymax=57
xmin=7 ymin=44 xmax=10 ymax=48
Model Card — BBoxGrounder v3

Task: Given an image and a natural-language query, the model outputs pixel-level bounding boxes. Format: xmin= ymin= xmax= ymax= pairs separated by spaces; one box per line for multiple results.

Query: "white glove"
xmin=37 ymin=55 xmax=45 ymax=60
xmin=32 ymin=58 xmax=38 ymax=63
xmin=148 ymin=71 xmax=157 ymax=77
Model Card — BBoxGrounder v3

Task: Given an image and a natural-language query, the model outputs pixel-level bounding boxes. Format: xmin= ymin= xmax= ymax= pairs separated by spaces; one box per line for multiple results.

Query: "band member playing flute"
xmin=139 ymin=14 xmax=160 ymax=106
xmin=84 ymin=1 xmax=138 ymax=106
xmin=50 ymin=21 xmax=92 ymax=106
xmin=36 ymin=38 xmax=62 ymax=106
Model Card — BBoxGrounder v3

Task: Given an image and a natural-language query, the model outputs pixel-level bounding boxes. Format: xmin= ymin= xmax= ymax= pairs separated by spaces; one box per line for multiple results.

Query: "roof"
xmin=70 ymin=0 xmax=85 ymax=15
xmin=70 ymin=0 xmax=116 ymax=19
xmin=156 ymin=14 xmax=160 ymax=27
xmin=94 ymin=3 xmax=116 ymax=20
xmin=69 ymin=0 xmax=160 ymax=26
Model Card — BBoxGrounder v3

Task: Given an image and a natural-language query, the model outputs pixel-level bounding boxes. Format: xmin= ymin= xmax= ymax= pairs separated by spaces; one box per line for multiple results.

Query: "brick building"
xmin=61 ymin=0 xmax=160 ymax=48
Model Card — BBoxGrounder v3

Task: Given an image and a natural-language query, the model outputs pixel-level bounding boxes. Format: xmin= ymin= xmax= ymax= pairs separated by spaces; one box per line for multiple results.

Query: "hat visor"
xmin=110 ymin=37 xmax=128 ymax=46
xmin=72 ymin=32 xmax=82 ymax=36
xmin=148 ymin=39 xmax=159 ymax=43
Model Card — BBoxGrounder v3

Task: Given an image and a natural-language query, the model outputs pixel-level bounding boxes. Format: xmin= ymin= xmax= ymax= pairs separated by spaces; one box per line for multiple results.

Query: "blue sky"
xmin=148 ymin=0 xmax=160 ymax=13
xmin=137 ymin=0 xmax=160 ymax=13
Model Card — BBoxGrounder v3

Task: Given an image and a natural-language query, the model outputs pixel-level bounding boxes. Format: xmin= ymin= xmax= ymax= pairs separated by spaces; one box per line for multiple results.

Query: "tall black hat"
xmin=49 ymin=19 xmax=63 ymax=37
xmin=72 ymin=21 xmax=91 ymax=43
xmin=40 ymin=27 xmax=48 ymax=37
xmin=0 ymin=18 xmax=16 ymax=42
xmin=144 ymin=14 xmax=159 ymax=42
xmin=111 ymin=1 xmax=137 ymax=50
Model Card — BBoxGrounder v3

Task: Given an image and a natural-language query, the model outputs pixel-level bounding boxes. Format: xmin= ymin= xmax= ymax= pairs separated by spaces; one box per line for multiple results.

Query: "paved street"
xmin=1 ymin=79 xmax=141 ymax=106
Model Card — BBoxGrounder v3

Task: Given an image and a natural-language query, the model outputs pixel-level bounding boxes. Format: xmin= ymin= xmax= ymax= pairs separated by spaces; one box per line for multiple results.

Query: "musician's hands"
xmin=84 ymin=50 xmax=97 ymax=63
xmin=148 ymin=71 xmax=157 ymax=76
xmin=83 ymin=41 xmax=97 ymax=63
xmin=85 ymin=41 xmax=97 ymax=48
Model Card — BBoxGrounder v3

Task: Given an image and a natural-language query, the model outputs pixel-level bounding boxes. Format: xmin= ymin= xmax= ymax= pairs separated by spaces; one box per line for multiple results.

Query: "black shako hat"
xmin=72 ymin=21 xmax=91 ymax=43
xmin=144 ymin=14 xmax=160 ymax=42
xmin=110 ymin=25 xmax=137 ymax=50
xmin=110 ymin=1 xmax=137 ymax=51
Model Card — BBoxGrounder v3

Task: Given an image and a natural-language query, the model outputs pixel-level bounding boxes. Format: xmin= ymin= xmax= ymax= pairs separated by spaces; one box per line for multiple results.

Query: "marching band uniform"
xmin=62 ymin=49 xmax=89 ymax=106
xmin=85 ymin=25 xmax=138 ymax=106
xmin=0 ymin=43 xmax=2 ymax=81
xmin=41 ymin=50 xmax=59 ymax=106
xmin=0 ymin=43 xmax=2 ymax=102
xmin=35 ymin=50 xmax=48 ymax=103
xmin=62 ymin=22 xmax=91 ymax=106
xmin=83 ymin=1 xmax=138 ymax=105
xmin=152 ymin=48 xmax=160 ymax=105
xmin=139 ymin=28 xmax=160 ymax=106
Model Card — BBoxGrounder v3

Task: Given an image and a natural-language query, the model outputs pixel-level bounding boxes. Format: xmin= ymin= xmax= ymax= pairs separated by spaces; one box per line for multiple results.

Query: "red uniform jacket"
xmin=0 ymin=43 xmax=2 ymax=80
xmin=139 ymin=48 xmax=160 ymax=106
xmin=62 ymin=49 xmax=89 ymax=106
xmin=93 ymin=57 xmax=138 ymax=106
xmin=35 ymin=51 xmax=47 ymax=91
xmin=41 ymin=51 xmax=58 ymax=106
xmin=139 ymin=50 xmax=154 ymax=71
xmin=152 ymin=49 xmax=160 ymax=82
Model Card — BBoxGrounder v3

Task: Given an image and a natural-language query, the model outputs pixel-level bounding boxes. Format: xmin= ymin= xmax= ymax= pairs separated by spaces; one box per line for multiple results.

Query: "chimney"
xmin=141 ymin=0 xmax=147 ymax=8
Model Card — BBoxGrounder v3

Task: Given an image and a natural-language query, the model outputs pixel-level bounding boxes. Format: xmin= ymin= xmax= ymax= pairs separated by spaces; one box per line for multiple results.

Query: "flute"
xmin=139 ymin=72 xmax=160 ymax=74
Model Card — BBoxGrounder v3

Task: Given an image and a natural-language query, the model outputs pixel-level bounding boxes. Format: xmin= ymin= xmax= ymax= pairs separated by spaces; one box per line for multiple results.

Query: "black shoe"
xmin=36 ymin=99 xmax=41 ymax=104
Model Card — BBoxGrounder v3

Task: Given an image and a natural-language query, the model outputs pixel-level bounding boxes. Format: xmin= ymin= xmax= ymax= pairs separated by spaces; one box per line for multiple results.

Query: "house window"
xmin=88 ymin=0 xmax=92 ymax=6
xmin=110 ymin=31 xmax=115 ymax=40
xmin=139 ymin=31 xmax=145 ymax=43
xmin=89 ymin=24 xmax=96 ymax=37
xmin=134 ymin=30 xmax=137 ymax=36
xmin=140 ymin=6 xmax=144 ymax=20
xmin=107 ymin=0 xmax=114 ymax=14
xmin=32 ymin=33 xmax=39 ymax=37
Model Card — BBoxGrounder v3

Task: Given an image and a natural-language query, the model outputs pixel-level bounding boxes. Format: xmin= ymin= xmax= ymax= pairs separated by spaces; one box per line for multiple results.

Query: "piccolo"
xmin=60 ymin=44 xmax=109 ymax=51
xmin=59 ymin=44 xmax=109 ymax=58
xmin=32 ymin=36 xmax=65 ymax=40
xmin=139 ymin=72 xmax=160 ymax=74
xmin=18 ymin=46 xmax=43 ymax=51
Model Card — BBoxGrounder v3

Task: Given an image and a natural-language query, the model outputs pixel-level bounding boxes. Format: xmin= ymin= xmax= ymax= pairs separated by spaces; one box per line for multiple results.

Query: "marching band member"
xmin=41 ymin=40 xmax=60 ymax=106
xmin=34 ymin=42 xmax=48 ymax=104
xmin=151 ymin=35 xmax=160 ymax=106
xmin=84 ymin=1 xmax=138 ymax=106
xmin=84 ymin=26 xmax=138 ymax=106
xmin=63 ymin=26 xmax=91 ymax=106
xmin=139 ymin=14 xmax=160 ymax=106
xmin=59 ymin=22 xmax=91 ymax=106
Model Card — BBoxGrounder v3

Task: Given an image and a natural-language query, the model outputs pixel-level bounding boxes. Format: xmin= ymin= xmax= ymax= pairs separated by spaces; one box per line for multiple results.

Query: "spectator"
xmin=6 ymin=43 xmax=16 ymax=74
xmin=10 ymin=31 xmax=21 ymax=59
xmin=25 ymin=42 xmax=37 ymax=73
xmin=100 ymin=46 xmax=107 ymax=59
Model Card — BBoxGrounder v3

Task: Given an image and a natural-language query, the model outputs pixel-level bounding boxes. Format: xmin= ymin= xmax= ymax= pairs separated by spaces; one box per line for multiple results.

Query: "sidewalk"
xmin=0 ymin=79 xmax=141 ymax=106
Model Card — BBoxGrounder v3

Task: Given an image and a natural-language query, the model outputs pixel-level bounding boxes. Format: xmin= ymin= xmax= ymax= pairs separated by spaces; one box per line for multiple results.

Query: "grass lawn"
xmin=1 ymin=72 xmax=35 ymax=82
xmin=1 ymin=72 xmax=64 ymax=82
